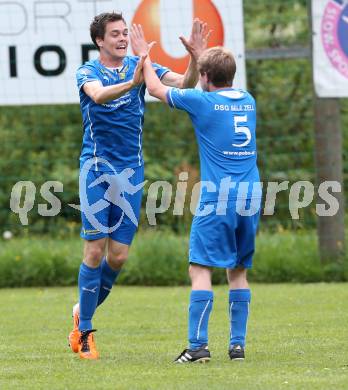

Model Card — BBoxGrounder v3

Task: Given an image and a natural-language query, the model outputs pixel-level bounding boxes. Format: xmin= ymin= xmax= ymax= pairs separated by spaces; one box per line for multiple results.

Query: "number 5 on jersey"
xmin=232 ymin=115 xmax=251 ymax=148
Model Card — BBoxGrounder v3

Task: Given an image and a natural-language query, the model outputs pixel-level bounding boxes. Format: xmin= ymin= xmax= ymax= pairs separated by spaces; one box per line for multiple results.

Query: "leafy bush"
xmin=0 ymin=230 xmax=346 ymax=288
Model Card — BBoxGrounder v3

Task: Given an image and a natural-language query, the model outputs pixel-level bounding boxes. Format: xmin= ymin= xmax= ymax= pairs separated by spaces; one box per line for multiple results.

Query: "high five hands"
xmin=130 ymin=18 xmax=212 ymax=60
xmin=180 ymin=18 xmax=212 ymax=61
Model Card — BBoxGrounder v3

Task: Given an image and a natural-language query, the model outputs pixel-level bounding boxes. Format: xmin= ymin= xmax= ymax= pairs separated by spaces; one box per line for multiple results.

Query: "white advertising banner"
xmin=312 ymin=0 xmax=348 ymax=97
xmin=0 ymin=0 xmax=246 ymax=105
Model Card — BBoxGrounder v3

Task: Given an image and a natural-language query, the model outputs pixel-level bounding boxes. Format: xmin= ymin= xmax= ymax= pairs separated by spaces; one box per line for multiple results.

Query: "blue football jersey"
xmin=76 ymin=56 xmax=170 ymax=171
xmin=166 ymin=88 xmax=261 ymax=201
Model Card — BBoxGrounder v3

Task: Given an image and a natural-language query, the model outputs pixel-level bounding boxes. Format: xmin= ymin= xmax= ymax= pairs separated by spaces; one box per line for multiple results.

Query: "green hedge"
xmin=0 ymin=230 xmax=347 ymax=288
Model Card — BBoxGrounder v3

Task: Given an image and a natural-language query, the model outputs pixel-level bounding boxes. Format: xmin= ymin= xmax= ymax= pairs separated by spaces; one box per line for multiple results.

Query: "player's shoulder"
xmin=76 ymin=59 xmax=99 ymax=76
xmin=126 ymin=55 xmax=140 ymax=66
xmin=170 ymin=87 xmax=204 ymax=104
xmin=173 ymin=87 xmax=202 ymax=96
xmin=238 ymin=88 xmax=256 ymax=103
xmin=243 ymin=89 xmax=255 ymax=103
xmin=123 ymin=55 xmax=145 ymax=73
xmin=126 ymin=55 xmax=139 ymax=61
xmin=215 ymin=88 xmax=255 ymax=102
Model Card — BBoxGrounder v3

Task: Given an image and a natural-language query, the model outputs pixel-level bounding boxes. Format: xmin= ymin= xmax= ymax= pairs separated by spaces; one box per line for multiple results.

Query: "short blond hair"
xmin=197 ymin=47 xmax=236 ymax=87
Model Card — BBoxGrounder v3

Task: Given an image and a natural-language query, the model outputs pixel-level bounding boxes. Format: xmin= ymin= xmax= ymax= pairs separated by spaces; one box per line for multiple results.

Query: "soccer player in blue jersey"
xmin=132 ymin=25 xmax=261 ymax=363
xmin=69 ymin=12 xmax=210 ymax=359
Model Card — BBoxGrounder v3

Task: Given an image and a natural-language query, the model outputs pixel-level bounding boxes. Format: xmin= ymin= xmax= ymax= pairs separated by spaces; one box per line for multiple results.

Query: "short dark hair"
xmin=198 ymin=47 xmax=236 ymax=87
xmin=90 ymin=12 xmax=126 ymax=50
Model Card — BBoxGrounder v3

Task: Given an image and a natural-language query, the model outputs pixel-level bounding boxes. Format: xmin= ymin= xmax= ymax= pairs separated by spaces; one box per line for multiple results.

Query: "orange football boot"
xmin=78 ymin=330 xmax=99 ymax=360
xmin=68 ymin=303 xmax=80 ymax=353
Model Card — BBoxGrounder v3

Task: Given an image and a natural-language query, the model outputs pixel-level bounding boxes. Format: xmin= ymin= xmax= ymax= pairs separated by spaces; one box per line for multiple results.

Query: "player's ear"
xmin=96 ymin=37 xmax=103 ymax=49
xmin=201 ymin=72 xmax=209 ymax=83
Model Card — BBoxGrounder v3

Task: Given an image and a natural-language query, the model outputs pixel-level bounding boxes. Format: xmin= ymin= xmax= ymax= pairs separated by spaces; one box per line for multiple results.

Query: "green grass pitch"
xmin=1 ymin=284 xmax=348 ymax=389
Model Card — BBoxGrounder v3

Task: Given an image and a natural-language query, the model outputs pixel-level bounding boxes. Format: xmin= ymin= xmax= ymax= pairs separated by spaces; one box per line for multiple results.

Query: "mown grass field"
xmin=1 ymin=284 xmax=348 ymax=389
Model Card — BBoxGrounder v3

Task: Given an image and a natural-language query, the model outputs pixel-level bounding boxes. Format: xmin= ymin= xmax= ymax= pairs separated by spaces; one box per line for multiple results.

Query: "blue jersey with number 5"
xmin=166 ymin=88 xmax=260 ymax=201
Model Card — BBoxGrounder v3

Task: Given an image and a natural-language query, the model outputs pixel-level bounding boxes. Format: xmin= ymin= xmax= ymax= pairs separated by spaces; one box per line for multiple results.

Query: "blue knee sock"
xmin=188 ymin=290 xmax=213 ymax=350
xmin=78 ymin=263 xmax=101 ymax=331
xmin=97 ymin=257 xmax=120 ymax=307
xmin=229 ymin=289 xmax=251 ymax=347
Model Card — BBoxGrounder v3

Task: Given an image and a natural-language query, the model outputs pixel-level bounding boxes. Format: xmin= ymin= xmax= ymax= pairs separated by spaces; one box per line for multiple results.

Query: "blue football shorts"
xmin=79 ymin=165 xmax=144 ymax=244
xmin=189 ymin=199 xmax=261 ymax=269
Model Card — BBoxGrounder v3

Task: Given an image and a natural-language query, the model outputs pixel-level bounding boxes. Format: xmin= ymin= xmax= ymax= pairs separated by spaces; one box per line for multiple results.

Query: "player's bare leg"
xmin=189 ymin=264 xmax=213 ymax=290
xmin=226 ymin=268 xmax=248 ymax=289
xmin=226 ymin=267 xmax=250 ymax=360
xmin=84 ymin=238 xmax=108 ymax=268
xmin=107 ymin=240 xmax=129 ymax=270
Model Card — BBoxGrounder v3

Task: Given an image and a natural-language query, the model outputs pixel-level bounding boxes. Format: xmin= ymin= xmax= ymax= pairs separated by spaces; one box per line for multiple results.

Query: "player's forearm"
xmin=91 ymin=81 xmax=135 ymax=104
xmin=181 ymin=56 xmax=199 ymax=89
xmin=143 ymin=58 xmax=168 ymax=101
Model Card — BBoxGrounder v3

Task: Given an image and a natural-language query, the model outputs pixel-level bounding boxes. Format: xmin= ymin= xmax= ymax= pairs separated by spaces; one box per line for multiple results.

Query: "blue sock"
xmin=229 ymin=289 xmax=251 ymax=348
xmin=188 ymin=290 xmax=213 ymax=350
xmin=78 ymin=262 xmax=101 ymax=331
xmin=97 ymin=257 xmax=120 ymax=307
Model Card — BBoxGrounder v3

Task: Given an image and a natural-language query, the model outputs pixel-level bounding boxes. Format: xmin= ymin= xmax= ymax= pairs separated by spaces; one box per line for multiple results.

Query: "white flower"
xmin=3 ymin=231 xmax=13 ymax=240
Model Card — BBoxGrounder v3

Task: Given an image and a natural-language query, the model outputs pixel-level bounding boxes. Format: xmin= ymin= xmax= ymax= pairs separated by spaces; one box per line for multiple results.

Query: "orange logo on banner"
xmin=132 ymin=0 xmax=224 ymax=74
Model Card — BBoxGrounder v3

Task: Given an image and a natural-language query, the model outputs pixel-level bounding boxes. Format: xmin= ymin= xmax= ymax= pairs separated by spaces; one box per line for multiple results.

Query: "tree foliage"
xmin=0 ymin=0 xmax=346 ymax=234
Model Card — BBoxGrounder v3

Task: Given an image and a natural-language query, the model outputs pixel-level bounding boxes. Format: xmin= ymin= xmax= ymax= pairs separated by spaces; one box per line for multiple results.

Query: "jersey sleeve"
xmin=166 ymin=88 xmax=203 ymax=114
xmin=76 ymin=65 xmax=100 ymax=91
xmin=151 ymin=62 xmax=170 ymax=80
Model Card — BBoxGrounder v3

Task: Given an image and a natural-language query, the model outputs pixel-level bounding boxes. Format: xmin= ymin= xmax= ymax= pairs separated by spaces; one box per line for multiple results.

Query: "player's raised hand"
xmin=179 ymin=18 xmax=212 ymax=61
xmin=132 ymin=54 xmax=148 ymax=87
xmin=131 ymin=24 xmax=156 ymax=57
